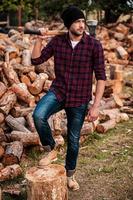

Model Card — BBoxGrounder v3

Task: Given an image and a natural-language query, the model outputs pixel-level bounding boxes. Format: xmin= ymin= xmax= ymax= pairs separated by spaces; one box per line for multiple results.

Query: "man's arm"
xmin=88 ymin=40 xmax=106 ymax=122
xmin=31 ymin=37 xmax=43 ymax=59
xmin=31 ymin=28 xmax=54 ymax=65
xmin=87 ymin=80 xmax=105 ymax=122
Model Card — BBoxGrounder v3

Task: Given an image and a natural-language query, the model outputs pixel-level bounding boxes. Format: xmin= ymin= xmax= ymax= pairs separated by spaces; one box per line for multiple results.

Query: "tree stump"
xmin=25 ymin=164 xmax=68 ymax=200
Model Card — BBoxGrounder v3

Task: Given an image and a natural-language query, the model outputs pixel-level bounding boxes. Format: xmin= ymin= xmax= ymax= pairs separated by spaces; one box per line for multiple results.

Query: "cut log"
xmin=28 ymin=71 xmax=37 ymax=82
xmin=11 ymin=83 xmax=35 ymax=107
xmin=116 ymin=46 xmax=128 ymax=60
xmin=2 ymin=62 xmax=20 ymax=85
xmin=5 ymin=114 xmax=30 ymax=133
xmin=120 ymin=106 xmax=133 ymax=114
xmin=28 ymin=73 xmax=48 ymax=95
xmin=25 ymin=112 xmax=36 ymax=132
xmin=100 ymin=94 xmax=123 ymax=110
xmin=2 ymin=141 xmax=23 ymax=166
xmin=96 ymin=119 xmax=116 ymax=133
xmin=0 ymin=163 xmax=4 ymax=171
xmin=13 ymin=64 xmax=35 ymax=75
xmin=0 ymin=90 xmax=17 ymax=115
xmin=22 ymin=49 xmax=31 ymax=66
xmin=0 ymin=113 xmax=5 ymax=124
xmin=25 ymin=164 xmax=68 ymax=200
xmin=54 ymin=135 xmax=65 ymax=147
xmin=0 ymin=128 xmax=6 ymax=143
xmin=0 ymin=82 xmax=7 ymax=98
xmin=0 ymin=164 xmax=22 ymax=182
xmin=43 ymin=80 xmax=52 ymax=91
xmin=7 ymin=131 xmax=40 ymax=146
xmin=20 ymin=74 xmax=31 ymax=86
xmin=10 ymin=106 xmax=34 ymax=117
xmin=0 ymin=70 xmax=9 ymax=87
xmin=0 ymin=146 xmax=4 ymax=159
xmin=115 ymin=23 xmax=129 ymax=35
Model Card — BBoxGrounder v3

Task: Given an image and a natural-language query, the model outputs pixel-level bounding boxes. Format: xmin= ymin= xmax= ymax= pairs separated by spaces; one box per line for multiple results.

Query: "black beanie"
xmin=61 ymin=6 xmax=85 ymax=29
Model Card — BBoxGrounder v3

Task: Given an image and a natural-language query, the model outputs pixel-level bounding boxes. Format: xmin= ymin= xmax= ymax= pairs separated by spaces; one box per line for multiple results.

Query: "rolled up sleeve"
xmin=31 ymin=38 xmax=55 ymax=65
xmin=93 ymin=40 xmax=106 ymax=81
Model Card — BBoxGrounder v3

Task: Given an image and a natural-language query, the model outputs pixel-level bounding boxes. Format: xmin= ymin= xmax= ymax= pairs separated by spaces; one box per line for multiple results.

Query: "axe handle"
xmin=24 ymin=29 xmax=66 ymax=36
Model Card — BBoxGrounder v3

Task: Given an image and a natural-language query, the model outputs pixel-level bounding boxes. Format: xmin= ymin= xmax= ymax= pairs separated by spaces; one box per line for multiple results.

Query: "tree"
xmin=93 ymin=0 xmax=133 ymax=23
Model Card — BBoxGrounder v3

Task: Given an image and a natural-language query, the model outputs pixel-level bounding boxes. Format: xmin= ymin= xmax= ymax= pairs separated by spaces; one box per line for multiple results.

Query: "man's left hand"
xmin=87 ymin=105 xmax=99 ymax=122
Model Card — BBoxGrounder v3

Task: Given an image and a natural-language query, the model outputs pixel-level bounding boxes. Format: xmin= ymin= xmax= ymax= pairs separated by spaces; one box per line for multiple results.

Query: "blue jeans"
xmin=33 ymin=91 xmax=88 ymax=172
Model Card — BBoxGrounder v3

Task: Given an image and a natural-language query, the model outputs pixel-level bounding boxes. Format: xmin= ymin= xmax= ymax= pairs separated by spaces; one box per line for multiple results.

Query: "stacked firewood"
xmin=0 ymin=15 xmax=133 ymax=183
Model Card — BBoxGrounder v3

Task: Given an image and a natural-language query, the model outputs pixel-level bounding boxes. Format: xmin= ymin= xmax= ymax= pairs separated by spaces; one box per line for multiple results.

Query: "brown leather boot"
xmin=39 ymin=149 xmax=57 ymax=166
xmin=67 ymin=175 xmax=80 ymax=191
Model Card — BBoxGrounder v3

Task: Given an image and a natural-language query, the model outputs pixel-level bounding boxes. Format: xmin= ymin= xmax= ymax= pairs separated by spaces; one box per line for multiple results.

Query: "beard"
xmin=70 ymin=28 xmax=84 ymax=36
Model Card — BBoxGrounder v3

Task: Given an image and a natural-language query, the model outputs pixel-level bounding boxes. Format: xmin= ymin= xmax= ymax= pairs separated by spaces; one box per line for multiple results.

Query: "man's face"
xmin=69 ymin=18 xmax=85 ymax=36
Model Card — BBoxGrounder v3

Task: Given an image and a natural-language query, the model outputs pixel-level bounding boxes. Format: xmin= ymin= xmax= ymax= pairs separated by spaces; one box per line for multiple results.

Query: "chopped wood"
xmin=25 ymin=164 xmax=68 ymax=200
xmin=20 ymin=74 xmax=31 ymax=86
xmin=120 ymin=106 xmax=133 ymax=114
xmin=13 ymin=64 xmax=35 ymax=74
xmin=28 ymin=73 xmax=48 ymax=95
xmin=96 ymin=119 xmax=116 ymax=133
xmin=28 ymin=71 xmax=37 ymax=82
xmin=0 ymin=128 xmax=6 ymax=143
xmin=5 ymin=115 xmax=31 ymax=133
xmin=2 ymin=141 xmax=23 ymax=166
xmin=0 ymin=113 xmax=5 ymax=124
xmin=10 ymin=106 xmax=34 ymax=117
xmin=22 ymin=49 xmax=31 ymax=66
xmin=0 ymin=163 xmax=4 ymax=171
xmin=0 ymin=146 xmax=4 ymax=159
xmin=116 ymin=46 xmax=128 ymax=60
xmin=0 ymin=82 xmax=7 ymax=98
xmin=54 ymin=135 xmax=65 ymax=147
xmin=3 ymin=62 xmax=20 ymax=84
xmin=25 ymin=112 xmax=36 ymax=132
xmin=11 ymin=83 xmax=35 ymax=107
xmin=43 ymin=80 xmax=52 ymax=91
xmin=0 ymin=90 xmax=17 ymax=115
xmin=8 ymin=131 xmax=40 ymax=146
xmin=0 ymin=164 xmax=22 ymax=182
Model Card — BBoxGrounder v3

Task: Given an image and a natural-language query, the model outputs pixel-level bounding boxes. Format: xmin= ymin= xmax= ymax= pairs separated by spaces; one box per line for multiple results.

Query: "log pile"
xmin=0 ymin=16 xmax=132 ymax=192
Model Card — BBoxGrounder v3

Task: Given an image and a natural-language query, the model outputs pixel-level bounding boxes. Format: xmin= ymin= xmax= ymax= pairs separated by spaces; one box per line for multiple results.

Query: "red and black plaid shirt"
xmin=31 ymin=32 xmax=106 ymax=107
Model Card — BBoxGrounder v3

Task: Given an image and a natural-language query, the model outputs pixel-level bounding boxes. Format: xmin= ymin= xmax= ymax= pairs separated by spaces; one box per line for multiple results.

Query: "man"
xmin=31 ymin=5 xmax=106 ymax=191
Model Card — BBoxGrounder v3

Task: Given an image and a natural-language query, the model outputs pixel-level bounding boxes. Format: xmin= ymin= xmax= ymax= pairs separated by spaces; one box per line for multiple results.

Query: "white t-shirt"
xmin=71 ymin=40 xmax=79 ymax=49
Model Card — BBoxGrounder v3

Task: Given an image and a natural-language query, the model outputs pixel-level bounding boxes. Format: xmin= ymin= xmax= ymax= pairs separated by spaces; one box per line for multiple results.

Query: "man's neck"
xmin=69 ymin=31 xmax=83 ymax=41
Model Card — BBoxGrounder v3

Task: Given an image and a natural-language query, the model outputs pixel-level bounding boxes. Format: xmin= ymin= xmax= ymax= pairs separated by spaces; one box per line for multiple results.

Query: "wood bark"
xmin=120 ymin=106 xmax=133 ymax=114
xmin=7 ymin=131 xmax=40 ymax=146
xmin=5 ymin=115 xmax=30 ymax=133
xmin=0 ymin=90 xmax=17 ymax=115
xmin=20 ymin=74 xmax=31 ymax=86
xmin=25 ymin=112 xmax=36 ymax=132
xmin=25 ymin=164 xmax=68 ymax=200
xmin=2 ymin=62 xmax=20 ymax=85
xmin=0 ymin=164 xmax=22 ymax=182
xmin=0 ymin=128 xmax=6 ymax=143
xmin=22 ymin=49 xmax=31 ymax=66
xmin=2 ymin=141 xmax=23 ymax=166
xmin=0 ymin=146 xmax=4 ymax=159
xmin=28 ymin=71 xmax=37 ymax=82
xmin=0 ymin=113 xmax=5 ymax=124
xmin=0 ymin=81 xmax=7 ymax=98
xmin=13 ymin=64 xmax=35 ymax=75
xmin=10 ymin=106 xmax=34 ymax=117
xmin=43 ymin=80 xmax=52 ymax=91
xmin=11 ymin=83 xmax=35 ymax=107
